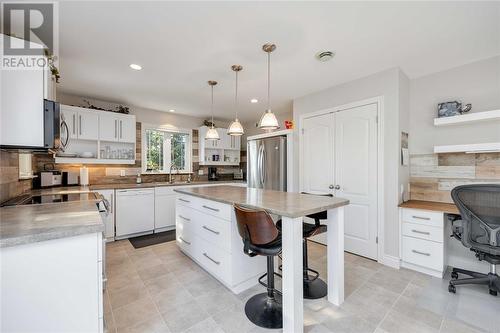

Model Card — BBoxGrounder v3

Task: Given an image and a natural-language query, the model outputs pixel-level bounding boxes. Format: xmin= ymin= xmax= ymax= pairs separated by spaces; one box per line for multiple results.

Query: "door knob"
xmin=329 ymin=185 xmax=334 ymax=189
xmin=334 ymin=185 xmax=341 ymax=190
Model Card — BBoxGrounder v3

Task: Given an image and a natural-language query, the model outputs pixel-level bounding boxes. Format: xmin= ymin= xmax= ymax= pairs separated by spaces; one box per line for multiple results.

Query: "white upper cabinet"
xmin=78 ymin=110 xmax=99 ymax=140
xmin=99 ymin=112 xmax=119 ymax=142
xmin=0 ymin=35 xmax=46 ymax=148
xmin=118 ymin=115 xmax=136 ymax=143
xmin=99 ymin=112 xmax=135 ymax=143
xmin=61 ymin=105 xmax=98 ymax=141
xmin=198 ymin=126 xmax=240 ymax=166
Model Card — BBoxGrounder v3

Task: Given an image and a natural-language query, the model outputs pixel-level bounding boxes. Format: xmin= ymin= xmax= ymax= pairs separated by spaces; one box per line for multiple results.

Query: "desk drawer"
xmin=402 ymin=236 xmax=443 ymax=271
xmin=402 ymin=208 xmax=443 ymax=228
xmin=402 ymin=222 xmax=443 ymax=243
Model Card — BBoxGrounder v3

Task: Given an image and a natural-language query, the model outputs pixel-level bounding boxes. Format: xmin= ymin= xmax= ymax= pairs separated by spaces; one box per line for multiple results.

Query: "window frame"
xmin=141 ymin=124 xmax=192 ymax=174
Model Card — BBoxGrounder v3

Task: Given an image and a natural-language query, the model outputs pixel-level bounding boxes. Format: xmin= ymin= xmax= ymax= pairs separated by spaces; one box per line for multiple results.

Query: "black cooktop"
xmin=1 ymin=193 xmax=98 ymax=207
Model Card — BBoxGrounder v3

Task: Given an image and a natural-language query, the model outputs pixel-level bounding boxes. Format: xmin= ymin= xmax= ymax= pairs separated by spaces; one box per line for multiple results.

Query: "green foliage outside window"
xmin=145 ymin=129 xmax=189 ymax=172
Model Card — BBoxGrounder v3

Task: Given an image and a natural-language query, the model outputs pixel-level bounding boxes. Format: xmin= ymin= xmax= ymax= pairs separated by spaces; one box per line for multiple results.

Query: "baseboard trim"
xmin=378 ymin=254 xmax=400 ymax=269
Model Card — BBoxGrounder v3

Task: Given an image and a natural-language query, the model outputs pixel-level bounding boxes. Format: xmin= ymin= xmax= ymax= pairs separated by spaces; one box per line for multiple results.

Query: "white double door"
xmin=301 ymin=103 xmax=378 ymax=260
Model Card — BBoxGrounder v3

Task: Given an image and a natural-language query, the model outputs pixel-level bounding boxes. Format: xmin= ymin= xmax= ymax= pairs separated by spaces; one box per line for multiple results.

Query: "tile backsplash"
xmin=0 ymin=151 xmax=33 ymax=203
xmin=410 ymin=152 xmax=500 ymax=203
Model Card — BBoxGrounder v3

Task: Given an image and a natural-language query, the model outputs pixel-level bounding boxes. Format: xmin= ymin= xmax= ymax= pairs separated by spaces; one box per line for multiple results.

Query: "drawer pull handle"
xmin=202 ymin=205 xmax=220 ymax=212
xmin=179 ymin=198 xmax=190 ymax=203
xmin=412 ymin=215 xmax=430 ymax=220
xmin=412 ymin=249 xmax=430 ymax=256
xmin=179 ymin=237 xmax=191 ymax=245
xmin=203 ymin=252 xmax=220 ymax=265
xmin=179 ymin=215 xmax=190 ymax=221
xmin=203 ymin=225 xmax=220 ymax=235
xmin=411 ymin=229 xmax=430 ymax=235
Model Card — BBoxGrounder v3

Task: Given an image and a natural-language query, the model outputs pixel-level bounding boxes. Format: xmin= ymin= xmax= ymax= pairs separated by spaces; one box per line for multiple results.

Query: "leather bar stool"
xmin=234 ymin=204 xmax=283 ymax=329
xmin=276 ymin=192 xmax=331 ymax=299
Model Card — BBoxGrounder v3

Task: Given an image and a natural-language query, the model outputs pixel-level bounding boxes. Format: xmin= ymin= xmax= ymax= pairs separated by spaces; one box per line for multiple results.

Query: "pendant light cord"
xmin=211 ymin=85 xmax=214 ymax=126
xmin=235 ymin=70 xmax=238 ymax=119
xmin=267 ymin=51 xmax=271 ymax=111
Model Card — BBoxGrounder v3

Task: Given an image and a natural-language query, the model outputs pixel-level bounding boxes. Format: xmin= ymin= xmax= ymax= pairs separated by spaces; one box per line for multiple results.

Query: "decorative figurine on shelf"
xmin=437 ymin=101 xmax=472 ymax=118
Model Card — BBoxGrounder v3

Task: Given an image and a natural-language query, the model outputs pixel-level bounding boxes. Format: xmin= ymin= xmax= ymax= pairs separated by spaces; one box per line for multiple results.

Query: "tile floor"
xmin=104 ymin=239 xmax=499 ymax=333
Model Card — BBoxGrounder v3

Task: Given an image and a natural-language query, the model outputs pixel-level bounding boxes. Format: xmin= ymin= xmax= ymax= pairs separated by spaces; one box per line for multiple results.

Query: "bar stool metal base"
xmin=245 ymin=293 xmax=283 ymax=329
xmin=304 ymin=275 xmax=328 ymax=299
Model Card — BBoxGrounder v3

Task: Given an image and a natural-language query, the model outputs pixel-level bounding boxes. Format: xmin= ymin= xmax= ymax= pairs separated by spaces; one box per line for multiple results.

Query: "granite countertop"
xmin=174 ymin=185 xmax=349 ymax=218
xmin=0 ymin=200 xmax=104 ymax=248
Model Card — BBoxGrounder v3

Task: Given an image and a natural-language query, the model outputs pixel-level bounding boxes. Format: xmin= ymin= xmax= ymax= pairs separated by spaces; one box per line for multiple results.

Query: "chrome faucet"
xmin=169 ymin=165 xmax=178 ymax=184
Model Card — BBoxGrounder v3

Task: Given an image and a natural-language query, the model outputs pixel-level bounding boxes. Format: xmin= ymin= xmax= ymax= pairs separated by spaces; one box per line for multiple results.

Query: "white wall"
xmin=409 ymin=56 xmax=500 ymax=154
xmin=293 ymin=67 xmax=409 ymax=260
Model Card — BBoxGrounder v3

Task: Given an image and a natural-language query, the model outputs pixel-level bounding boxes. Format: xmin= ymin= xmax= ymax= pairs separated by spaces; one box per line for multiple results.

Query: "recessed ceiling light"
xmin=250 ymin=98 xmax=258 ymax=104
xmin=315 ymin=51 xmax=335 ymax=62
xmin=169 ymin=109 xmax=175 ymax=112
xmin=129 ymin=63 xmax=142 ymax=70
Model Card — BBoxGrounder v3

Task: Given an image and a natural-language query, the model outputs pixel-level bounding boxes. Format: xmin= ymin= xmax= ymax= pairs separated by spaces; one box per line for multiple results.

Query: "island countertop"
xmin=0 ymin=200 xmax=104 ymax=248
xmin=174 ymin=185 xmax=349 ymax=218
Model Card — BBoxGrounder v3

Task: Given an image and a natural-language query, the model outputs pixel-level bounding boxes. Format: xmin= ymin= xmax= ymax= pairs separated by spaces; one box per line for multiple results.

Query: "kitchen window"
xmin=142 ymin=125 xmax=192 ymax=173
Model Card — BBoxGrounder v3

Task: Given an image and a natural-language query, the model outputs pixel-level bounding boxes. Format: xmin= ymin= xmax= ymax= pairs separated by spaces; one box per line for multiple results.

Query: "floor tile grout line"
xmin=373 ymin=276 xmax=411 ymax=332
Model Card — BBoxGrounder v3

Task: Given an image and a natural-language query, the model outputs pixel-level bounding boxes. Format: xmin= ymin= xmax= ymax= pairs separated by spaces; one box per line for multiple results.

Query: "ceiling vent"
xmin=315 ymin=51 xmax=335 ymax=62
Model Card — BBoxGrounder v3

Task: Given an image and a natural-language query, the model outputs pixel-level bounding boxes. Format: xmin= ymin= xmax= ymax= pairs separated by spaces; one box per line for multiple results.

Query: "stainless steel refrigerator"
xmin=247 ymin=136 xmax=287 ymax=191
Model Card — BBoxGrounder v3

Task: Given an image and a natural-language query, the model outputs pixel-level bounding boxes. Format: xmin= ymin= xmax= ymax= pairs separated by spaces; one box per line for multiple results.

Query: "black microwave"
xmin=44 ymin=99 xmax=62 ymax=150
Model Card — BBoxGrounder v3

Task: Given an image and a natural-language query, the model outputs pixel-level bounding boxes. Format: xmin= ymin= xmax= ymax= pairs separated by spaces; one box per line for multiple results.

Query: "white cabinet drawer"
xmin=401 ymin=208 xmax=443 ymax=228
xmin=402 ymin=222 xmax=443 ymax=243
xmin=196 ymin=237 xmax=230 ymax=283
xmin=176 ymin=205 xmax=195 ymax=234
xmin=177 ymin=195 xmax=194 ymax=208
xmin=177 ymin=227 xmax=196 ymax=256
xmin=192 ymin=210 xmax=231 ymax=252
xmin=402 ymin=236 xmax=443 ymax=271
xmin=194 ymin=197 xmax=231 ymax=221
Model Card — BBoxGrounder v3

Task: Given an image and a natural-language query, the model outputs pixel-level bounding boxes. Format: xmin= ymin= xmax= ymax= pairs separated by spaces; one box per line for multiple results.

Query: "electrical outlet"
xmin=120 ymin=170 xmax=125 ymax=177
xmin=198 ymin=170 xmax=204 ymax=175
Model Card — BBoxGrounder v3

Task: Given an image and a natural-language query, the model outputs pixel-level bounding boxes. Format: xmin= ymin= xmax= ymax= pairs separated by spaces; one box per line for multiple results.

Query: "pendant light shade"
xmin=258 ymin=43 xmax=280 ymax=131
xmin=205 ymin=80 xmax=220 ymax=141
xmin=259 ymin=109 xmax=280 ymax=130
xmin=228 ymin=65 xmax=244 ymax=136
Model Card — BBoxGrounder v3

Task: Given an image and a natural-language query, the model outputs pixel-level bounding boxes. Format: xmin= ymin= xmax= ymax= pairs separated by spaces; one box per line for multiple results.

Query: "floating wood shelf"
xmin=434 ymin=110 xmax=500 ymax=127
xmin=433 ymin=142 xmax=500 ymax=154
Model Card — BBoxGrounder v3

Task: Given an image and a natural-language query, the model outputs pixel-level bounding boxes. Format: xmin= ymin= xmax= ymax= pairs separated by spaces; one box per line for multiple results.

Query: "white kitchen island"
xmin=174 ymin=185 xmax=349 ymax=333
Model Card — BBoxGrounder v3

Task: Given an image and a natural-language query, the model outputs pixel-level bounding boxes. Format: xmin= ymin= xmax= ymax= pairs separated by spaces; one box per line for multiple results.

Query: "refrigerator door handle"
xmin=258 ymin=144 xmax=264 ymax=186
xmin=261 ymin=146 xmax=267 ymax=185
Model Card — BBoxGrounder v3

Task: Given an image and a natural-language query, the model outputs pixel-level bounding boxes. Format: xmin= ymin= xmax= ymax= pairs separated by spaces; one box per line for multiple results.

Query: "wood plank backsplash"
xmin=410 ymin=152 xmax=500 ymax=203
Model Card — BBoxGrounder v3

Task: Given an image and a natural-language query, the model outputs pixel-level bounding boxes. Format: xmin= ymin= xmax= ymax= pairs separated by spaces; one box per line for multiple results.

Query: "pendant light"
xmin=227 ymin=65 xmax=244 ymax=136
xmin=258 ymin=43 xmax=280 ymax=131
xmin=205 ymin=80 xmax=220 ymax=140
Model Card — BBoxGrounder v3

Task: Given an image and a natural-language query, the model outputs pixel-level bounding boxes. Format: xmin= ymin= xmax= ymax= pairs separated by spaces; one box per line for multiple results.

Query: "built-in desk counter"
xmin=399 ymin=200 xmax=459 ymax=215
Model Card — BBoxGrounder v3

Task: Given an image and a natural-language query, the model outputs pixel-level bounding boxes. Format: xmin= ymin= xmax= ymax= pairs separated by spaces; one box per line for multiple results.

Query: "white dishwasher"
xmin=115 ymin=188 xmax=155 ymax=238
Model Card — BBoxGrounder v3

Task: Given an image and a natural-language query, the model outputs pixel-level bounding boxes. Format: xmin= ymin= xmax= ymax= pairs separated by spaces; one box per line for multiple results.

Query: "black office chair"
xmin=448 ymin=184 xmax=500 ymax=296
xmin=276 ymin=192 xmax=331 ymax=299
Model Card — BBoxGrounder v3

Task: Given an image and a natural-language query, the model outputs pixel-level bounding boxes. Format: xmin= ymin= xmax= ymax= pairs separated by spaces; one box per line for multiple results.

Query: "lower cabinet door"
xmin=154 ymin=194 xmax=176 ymax=230
xmin=402 ymin=236 xmax=443 ymax=271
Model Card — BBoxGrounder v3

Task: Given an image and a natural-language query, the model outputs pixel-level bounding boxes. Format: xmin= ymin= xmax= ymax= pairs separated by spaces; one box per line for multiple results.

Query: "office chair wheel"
xmin=489 ymin=289 xmax=497 ymax=296
xmin=451 ymin=271 xmax=459 ymax=279
xmin=448 ymin=284 xmax=456 ymax=293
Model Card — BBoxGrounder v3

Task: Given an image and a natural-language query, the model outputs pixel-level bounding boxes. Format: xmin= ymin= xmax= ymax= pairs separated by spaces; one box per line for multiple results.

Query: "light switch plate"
xmin=198 ymin=170 xmax=204 ymax=175
xmin=120 ymin=170 xmax=125 ymax=177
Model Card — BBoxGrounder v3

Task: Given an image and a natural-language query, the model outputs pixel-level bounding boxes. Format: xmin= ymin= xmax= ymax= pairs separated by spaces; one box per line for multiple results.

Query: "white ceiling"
xmin=58 ymin=1 xmax=500 ymax=122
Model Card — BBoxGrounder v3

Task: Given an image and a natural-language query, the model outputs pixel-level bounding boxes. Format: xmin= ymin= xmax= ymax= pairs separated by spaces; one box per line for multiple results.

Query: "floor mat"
xmin=128 ymin=230 xmax=176 ymax=249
